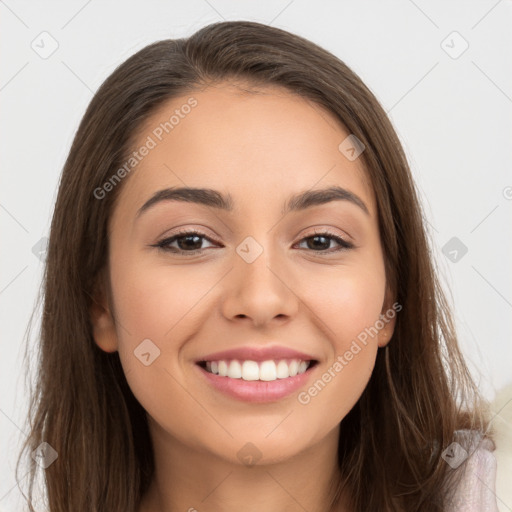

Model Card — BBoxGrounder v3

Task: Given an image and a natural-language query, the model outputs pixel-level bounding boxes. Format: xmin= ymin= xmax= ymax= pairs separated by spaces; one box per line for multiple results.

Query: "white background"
xmin=1 ymin=1 xmax=511 ymax=510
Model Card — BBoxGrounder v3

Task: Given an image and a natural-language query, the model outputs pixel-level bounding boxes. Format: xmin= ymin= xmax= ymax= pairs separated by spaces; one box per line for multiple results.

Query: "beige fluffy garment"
xmin=492 ymin=383 xmax=512 ymax=512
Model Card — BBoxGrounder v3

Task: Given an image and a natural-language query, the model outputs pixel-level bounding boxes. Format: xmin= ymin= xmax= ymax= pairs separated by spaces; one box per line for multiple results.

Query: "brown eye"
xmin=296 ymin=232 xmax=353 ymax=253
xmin=153 ymin=230 xmax=218 ymax=254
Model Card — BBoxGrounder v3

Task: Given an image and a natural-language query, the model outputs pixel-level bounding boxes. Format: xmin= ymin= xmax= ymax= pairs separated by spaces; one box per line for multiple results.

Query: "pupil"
xmin=180 ymin=235 xmax=201 ymax=250
xmin=309 ymin=235 xmax=329 ymax=250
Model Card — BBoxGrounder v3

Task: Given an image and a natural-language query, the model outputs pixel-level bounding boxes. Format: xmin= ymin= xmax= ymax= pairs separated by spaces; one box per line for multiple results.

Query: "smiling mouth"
xmin=196 ymin=359 xmax=318 ymax=381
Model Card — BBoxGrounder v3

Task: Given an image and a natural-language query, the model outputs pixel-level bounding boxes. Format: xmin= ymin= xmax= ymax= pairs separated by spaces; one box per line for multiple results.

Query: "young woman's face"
xmin=92 ymin=82 xmax=395 ymax=466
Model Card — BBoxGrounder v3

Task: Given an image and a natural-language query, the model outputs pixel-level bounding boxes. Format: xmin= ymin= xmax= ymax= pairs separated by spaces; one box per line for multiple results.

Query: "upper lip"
xmin=196 ymin=345 xmax=318 ymax=363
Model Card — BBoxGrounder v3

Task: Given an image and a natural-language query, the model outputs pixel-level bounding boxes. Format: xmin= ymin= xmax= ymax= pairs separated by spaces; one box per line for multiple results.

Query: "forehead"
xmin=114 ymin=82 xmax=376 ymax=218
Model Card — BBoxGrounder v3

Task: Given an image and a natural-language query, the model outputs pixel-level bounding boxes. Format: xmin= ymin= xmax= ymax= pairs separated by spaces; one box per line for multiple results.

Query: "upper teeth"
xmin=205 ymin=359 xmax=311 ymax=381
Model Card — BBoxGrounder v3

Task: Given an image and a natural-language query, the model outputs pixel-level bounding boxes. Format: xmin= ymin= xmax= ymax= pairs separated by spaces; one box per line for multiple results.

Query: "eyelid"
xmin=155 ymin=225 xmax=221 ymax=243
xmin=300 ymin=226 xmax=353 ymax=244
xmin=155 ymin=228 xmax=220 ymax=248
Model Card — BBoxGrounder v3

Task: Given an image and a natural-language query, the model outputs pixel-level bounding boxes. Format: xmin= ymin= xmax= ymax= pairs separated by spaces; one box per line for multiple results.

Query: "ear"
xmin=89 ymin=268 xmax=118 ymax=353
xmin=377 ymin=287 xmax=398 ymax=348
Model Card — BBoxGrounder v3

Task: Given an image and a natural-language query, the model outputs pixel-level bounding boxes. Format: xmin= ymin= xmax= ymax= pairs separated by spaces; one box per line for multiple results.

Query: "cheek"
xmin=297 ymin=262 xmax=385 ymax=412
xmin=296 ymin=341 xmax=377 ymax=436
xmin=110 ymin=255 xmax=216 ymax=346
xmin=307 ymin=261 xmax=386 ymax=347
xmin=107 ymin=254 xmax=221 ymax=401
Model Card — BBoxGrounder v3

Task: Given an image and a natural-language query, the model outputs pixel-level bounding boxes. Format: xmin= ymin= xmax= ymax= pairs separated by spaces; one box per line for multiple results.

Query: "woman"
xmin=18 ymin=20 xmax=502 ymax=511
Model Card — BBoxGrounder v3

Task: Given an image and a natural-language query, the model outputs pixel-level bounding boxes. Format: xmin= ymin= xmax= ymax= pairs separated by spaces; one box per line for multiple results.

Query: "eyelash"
xmin=152 ymin=228 xmax=354 ymax=256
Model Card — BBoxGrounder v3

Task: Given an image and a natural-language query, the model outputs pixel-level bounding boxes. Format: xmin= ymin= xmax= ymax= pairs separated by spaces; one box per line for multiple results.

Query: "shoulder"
xmin=444 ymin=431 xmax=499 ymax=512
xmin=444 ymin=383 xmax=512 ymax=512
xmin=491 ymin=383 xmax=512 ymax=512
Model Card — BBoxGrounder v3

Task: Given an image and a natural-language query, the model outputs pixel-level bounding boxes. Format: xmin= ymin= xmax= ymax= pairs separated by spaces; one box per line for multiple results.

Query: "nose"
xmin=221 ymin=243 xmax=299 ymax=328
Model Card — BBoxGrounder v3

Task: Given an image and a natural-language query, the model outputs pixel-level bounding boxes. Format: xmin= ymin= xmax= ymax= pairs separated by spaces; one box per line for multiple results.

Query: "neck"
xmin=138 ymin=419 xmax=349 ymax=512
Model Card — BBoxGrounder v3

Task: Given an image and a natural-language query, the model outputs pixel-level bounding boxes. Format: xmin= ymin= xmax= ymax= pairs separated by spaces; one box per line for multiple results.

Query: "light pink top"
xmin=445 ymin=431 xmax=499 ymax=512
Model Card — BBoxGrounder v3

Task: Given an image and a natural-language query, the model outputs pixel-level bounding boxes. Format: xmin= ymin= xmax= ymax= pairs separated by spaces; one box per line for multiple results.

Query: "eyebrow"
xmin=135 ymin=185 xmax=370 ymax=220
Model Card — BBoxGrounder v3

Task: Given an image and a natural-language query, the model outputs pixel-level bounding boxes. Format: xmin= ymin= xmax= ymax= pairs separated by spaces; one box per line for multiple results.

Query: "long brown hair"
xmin=17 ymin=20 xmax=492 ymax=511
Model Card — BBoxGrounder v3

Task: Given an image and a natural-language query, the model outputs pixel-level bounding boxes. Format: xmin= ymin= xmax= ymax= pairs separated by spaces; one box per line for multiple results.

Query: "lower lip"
xmin=196 ymin=363 xmax=317 ymax=403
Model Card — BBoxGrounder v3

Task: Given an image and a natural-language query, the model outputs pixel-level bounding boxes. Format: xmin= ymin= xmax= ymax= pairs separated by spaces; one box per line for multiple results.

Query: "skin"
xmin=90 ymin=82 xmax=396 ymax=512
